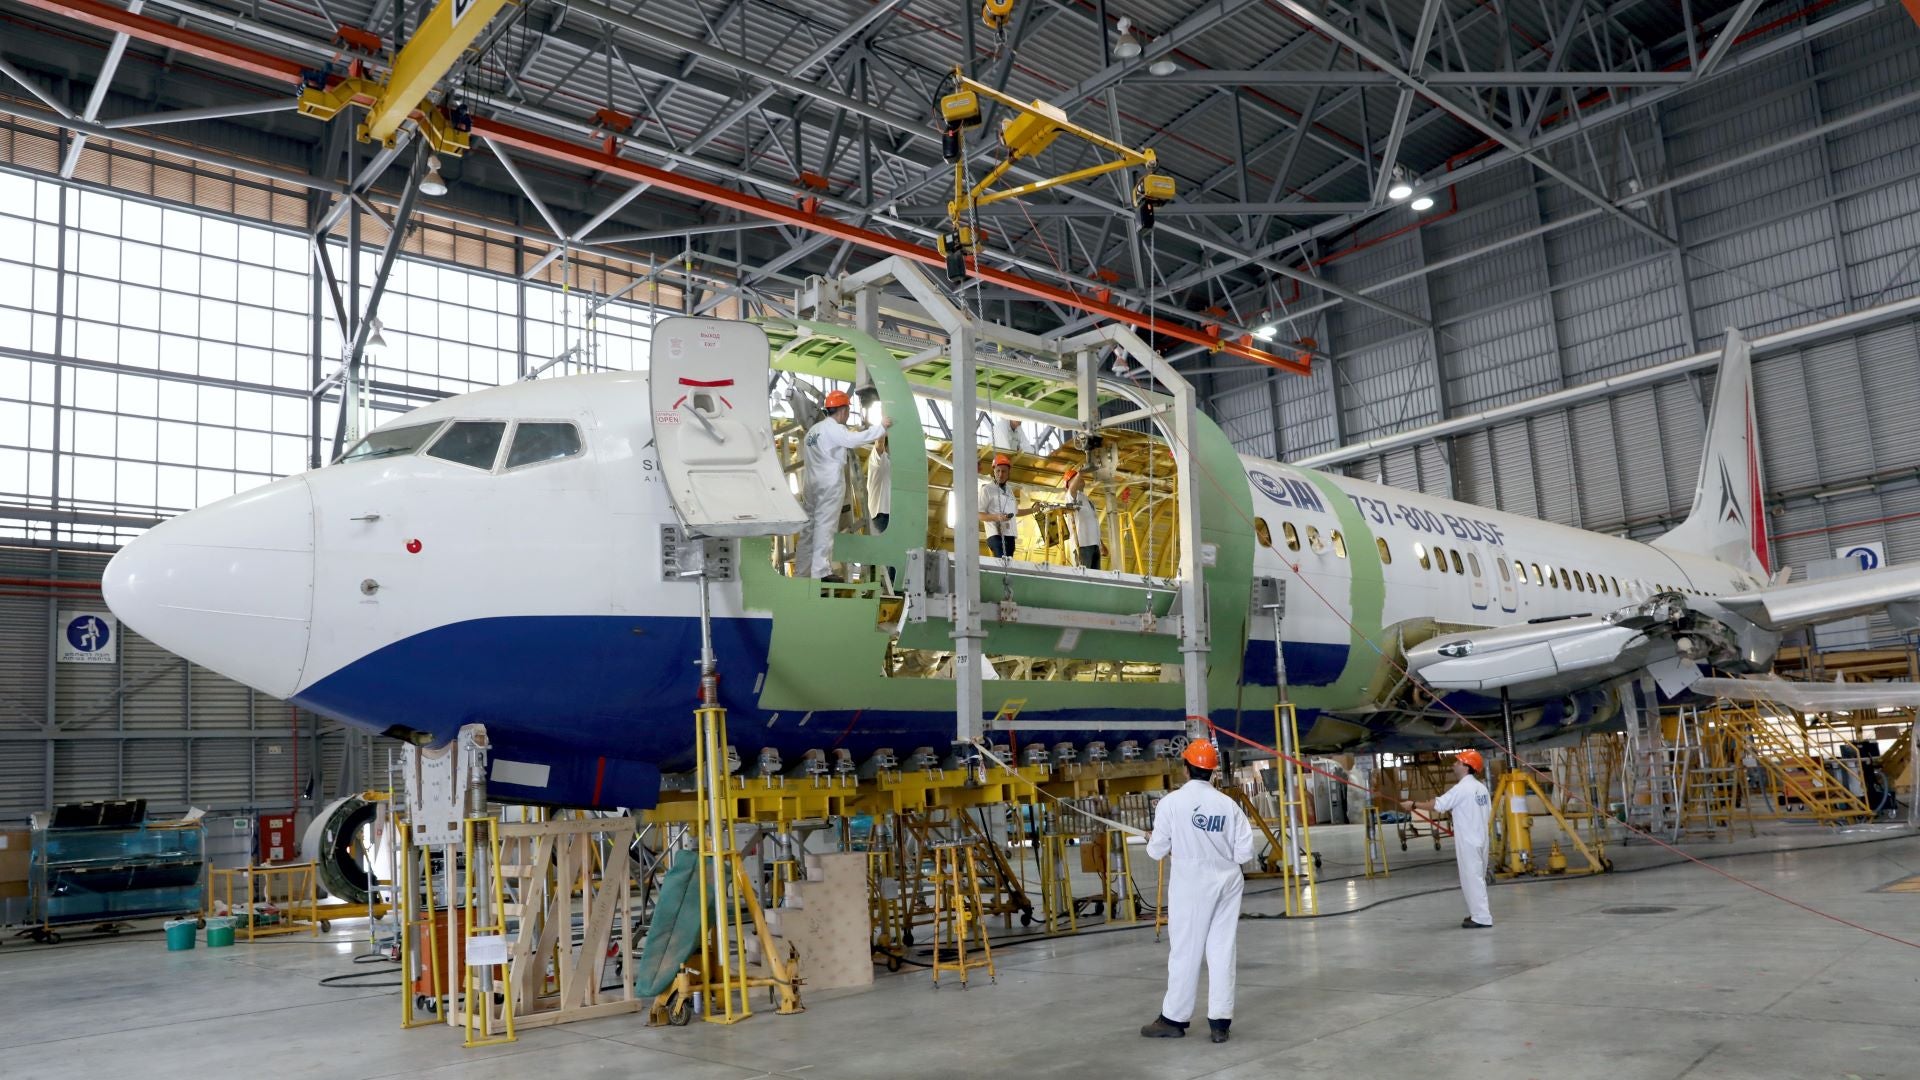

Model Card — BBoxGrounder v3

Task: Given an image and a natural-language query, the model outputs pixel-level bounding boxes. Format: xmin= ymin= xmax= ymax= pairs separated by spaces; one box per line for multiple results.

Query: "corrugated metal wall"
xmin=1211 ymin=7 xmax=1920 ymax=647
xmin=0 ymin=545 xmax=364 ymax=824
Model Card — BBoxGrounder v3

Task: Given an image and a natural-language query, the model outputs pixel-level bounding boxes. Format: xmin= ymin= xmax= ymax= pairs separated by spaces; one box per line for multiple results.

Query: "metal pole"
xmin=1268 ymin=594 xmax=1304 ymax=873
xmin=950 ymin=322 xmax=984 ymax=747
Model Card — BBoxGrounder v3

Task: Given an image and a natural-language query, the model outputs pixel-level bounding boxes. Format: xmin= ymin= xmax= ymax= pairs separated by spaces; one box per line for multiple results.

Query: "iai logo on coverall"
xmin=1190 ymin=811 xmax=1227 ymax=832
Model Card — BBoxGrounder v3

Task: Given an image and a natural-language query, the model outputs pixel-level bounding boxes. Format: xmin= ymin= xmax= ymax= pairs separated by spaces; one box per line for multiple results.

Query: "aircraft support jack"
xmin=1490 ymin=689 xmax=1611 ymax=879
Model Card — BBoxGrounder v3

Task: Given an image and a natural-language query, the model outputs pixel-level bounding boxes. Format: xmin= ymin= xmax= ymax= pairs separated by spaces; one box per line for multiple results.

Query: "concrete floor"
xmin=5 ymin=830 xmax=1919 ymax=1080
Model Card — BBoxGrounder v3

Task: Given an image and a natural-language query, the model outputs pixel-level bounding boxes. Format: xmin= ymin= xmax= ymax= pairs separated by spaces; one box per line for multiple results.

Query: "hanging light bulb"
xmin=1148 ymin=58 xmax=1178 ymax=76
xmin=366 ymin=317 xmax=387 ymax=351
xmin=419 ymin=155 xmax=449 ymax=197
xmin=1253 ymin=324 xmax=1278 ymax=341
xmin=1410 ymin=191 xmax=1435 ymax=212
xmin=1386 ymin=166 xmax=1413 ymax=202
xmin=1113 ymin=16 xmax=1142 ymax=58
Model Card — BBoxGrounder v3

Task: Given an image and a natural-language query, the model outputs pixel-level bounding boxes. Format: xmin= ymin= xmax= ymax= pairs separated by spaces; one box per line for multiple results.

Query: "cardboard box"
xmin=0 ymin=829 xmax=30 ymax=886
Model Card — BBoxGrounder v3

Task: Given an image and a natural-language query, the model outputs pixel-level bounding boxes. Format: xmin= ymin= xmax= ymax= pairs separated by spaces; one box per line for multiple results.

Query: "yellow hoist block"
xmin=1135 ymin=172 xmax=1177 ymax=205
xmin=981 ymin=0 xmax=1017 ymax=32
xmin=940 ymin=89 xmax=983 ymax=127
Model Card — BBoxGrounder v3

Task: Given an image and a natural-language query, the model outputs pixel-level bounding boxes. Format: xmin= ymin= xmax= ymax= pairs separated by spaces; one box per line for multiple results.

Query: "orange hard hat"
xmin=1182 ymin=739 xmax=1220 ymax=770
xmin=823 ymin=389 xmax=851 ymax=410
xmin=1063 ymin=467 xmax=1079 ymax=485
xmin=992 ymin=453 xmax=1012 ymax=467
xmin=1455 ymin=749 xmax=1484 ymax=773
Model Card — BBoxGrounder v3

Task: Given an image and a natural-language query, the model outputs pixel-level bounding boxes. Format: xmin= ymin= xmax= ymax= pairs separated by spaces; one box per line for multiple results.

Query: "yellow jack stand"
xmin=1489 ymin=690 xmax=1611 ymax=880
xmin=929 ymin=842 xmax=995 ymax=989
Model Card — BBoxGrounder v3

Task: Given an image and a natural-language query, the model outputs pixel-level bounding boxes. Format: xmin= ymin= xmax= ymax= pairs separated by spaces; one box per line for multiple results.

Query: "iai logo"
xmin=1836 ymin=543 xmax=1886 ymax=571
xmin=56 ymin=610 xmax=117 ymax=664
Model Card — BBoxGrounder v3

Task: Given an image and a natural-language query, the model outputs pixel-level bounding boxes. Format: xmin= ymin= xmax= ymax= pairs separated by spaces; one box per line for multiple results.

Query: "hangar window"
xmin=1449 ymin=549 xmax=1465 ymax=575
xmin=1254 ymin=517 xmax=1272 ymax=548
xmin=1331 ymin=530 xmax=1347 ymax=558
xmin=1376 ymin=537 xmax=1392 ymax=565
xmin=1467 ymin=552 xmax=1482 ymax=577
xmin=506 ymin=422 xmax=583 ymax=469
xmin=341 ymin=421 xmax=444 ymax=462
xmin=1414 ymin=541 xmax=1430 ymax=569
xmin=427 ymin=421 xmax=507 ymax=470
xmin=1283 ymin=522 xmax=1300 ymax=552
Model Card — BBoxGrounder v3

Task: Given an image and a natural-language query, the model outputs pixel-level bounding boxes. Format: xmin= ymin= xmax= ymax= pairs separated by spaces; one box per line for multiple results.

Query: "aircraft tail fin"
xmin=1653 ymin=327 xmax=1771 ymax=577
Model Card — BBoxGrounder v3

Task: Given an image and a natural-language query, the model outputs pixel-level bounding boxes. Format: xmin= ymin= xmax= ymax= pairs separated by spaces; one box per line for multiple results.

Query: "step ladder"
xmin=1712 ymin=700 xmax=1875 ymax=825
xmin=929 ymin=842 xmax=995 ymax=989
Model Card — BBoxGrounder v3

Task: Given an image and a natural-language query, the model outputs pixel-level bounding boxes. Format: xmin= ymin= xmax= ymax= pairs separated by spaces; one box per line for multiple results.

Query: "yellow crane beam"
xmin=364 ymin=0 xmax=514 ymax=148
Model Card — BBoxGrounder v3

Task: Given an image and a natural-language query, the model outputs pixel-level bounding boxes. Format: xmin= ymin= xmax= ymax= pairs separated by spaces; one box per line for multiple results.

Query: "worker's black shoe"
xmin=1209 ymin=1019 xmax=1231 ymax=1043
xmin=1461 ymin=917 xmax=1491 ymax=929
xmin=1140 ymin=1015 xmax=1188 ymax=1038
xmin=820 ymin=574 xmax=846 ymax=583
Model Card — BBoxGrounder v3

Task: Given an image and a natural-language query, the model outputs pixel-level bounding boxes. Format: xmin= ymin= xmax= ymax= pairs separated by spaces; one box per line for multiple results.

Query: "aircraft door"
xmin=648 ymin=317 xmax=805 ymax=537
xmin=1492 ymin=548 xmax=1519 ymax=613
xmin=1467 ymin=547 xmax=1491 ymax=611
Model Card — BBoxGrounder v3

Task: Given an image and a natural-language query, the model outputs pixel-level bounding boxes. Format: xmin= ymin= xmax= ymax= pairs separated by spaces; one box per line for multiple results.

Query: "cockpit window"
xmin=507 ymin=422 xmax=582 ymax=469
xmin=340 ymin=421 xmax=443 ymax=463
xmin=427 ymin=421 xmax=507 ymax=471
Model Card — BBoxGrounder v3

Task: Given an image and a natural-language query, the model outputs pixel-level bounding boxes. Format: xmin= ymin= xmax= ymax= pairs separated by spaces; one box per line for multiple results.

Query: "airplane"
xmin=100 ymin=314 xmax=1920 ymax=813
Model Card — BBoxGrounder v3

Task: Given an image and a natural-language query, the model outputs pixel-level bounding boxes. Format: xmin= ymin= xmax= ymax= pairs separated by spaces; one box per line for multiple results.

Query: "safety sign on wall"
xmin=1835 ymin=542 xmax=1888 ymax=571
xmin=56 ymin=610 xmax=118 ymax=664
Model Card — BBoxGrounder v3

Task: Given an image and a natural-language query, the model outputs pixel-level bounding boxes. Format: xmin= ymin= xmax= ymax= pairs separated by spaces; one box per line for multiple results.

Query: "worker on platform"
xmin=1064 ymin=468 xmax=1102 ymax=570
xmin=867 ymin=435 xmax=891 ymax=536
xmin=1399 ymin=749 xmax=1493 ymax=929
xmin=797 ymin=389 xmax=890 ymax=581
xmin=1141 ymin=739 xmax=1254 ymax=1044
xmin=979 ymin=453 xmax=1039 ymax=560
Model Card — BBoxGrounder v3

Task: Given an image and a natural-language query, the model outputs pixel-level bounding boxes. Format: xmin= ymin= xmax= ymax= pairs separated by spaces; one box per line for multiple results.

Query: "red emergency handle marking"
xmin=671 ymin=395 xmax=687 ymax=410
xmin=677 ymin=377 xmax=736 ymax=387
xmin=405 ymin=539 xmax=422 ymax=554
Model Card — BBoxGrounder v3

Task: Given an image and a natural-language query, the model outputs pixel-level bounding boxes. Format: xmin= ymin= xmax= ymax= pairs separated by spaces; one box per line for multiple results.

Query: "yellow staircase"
xmin=1711 ymin=701 xmax=1874 ymax=825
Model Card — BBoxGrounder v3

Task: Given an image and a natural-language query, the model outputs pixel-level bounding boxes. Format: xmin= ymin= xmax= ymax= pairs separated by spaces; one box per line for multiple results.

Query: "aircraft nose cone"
xmin=103 ymin=477 xmax=315 ymax=699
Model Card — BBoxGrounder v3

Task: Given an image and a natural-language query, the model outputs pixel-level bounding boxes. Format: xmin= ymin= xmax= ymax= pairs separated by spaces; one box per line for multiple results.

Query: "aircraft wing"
xmin=1713 ymin=563 xmax=1920 ymax=632
xmin=1692 ymin=674 xmax=1920 ymax=712
xmin=1403 ymin=598 xmax=1692 ymax=698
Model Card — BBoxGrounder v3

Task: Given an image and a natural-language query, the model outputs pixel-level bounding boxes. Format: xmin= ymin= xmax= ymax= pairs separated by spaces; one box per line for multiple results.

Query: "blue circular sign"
xmin=1842 ymin=546 xmax=1880 ymax=571
xmin=65 ymin=615 xmax=110 ymax=653
xmin=1248 ymin=470 xmax=1289 ymax=505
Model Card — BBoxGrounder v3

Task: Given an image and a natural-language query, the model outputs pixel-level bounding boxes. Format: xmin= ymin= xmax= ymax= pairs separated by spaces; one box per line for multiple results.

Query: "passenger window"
xmin=1513 ymin=559 xmax=1526 ymax=584
xmin=1495 ymin=558 xmax=1510 ymax=582
xmin=1559 ymin=567 xmax=1572 ymax=590
xmin=1468 ymin=552 xmax=1482 ymax=577
xmin=1432 ymin=548 xmax=1448 ymax=575
xmin=1544 ymin=564 xmax=1557 ymax=588
xmin=1306 ymin=525 xmax=1322 ymax=552
xmin=1598 ymin=576 xmax=1610 ymax=595
xmin=1585 ymin=572 xmax=1597 ymax=593
xmin=1573 ymin=571 xmax=1585 ymax=592
xmin=1449 ymin=549 xmax=1464 ymax=574
xmin=1376 ymin=537 xmax=1392 ymax=565
xmin=1255 ymin=518 xmax=1272 ymax=549
xmin=1611 ymin=576 xmax=1621 ymax=595
xmin=506 ymin=422 xmax=583 ymax=469
xmin=426 ymin=421 xmax=507 ymax=470
xmin=1531 ymin=563 xmax=1544 ymax=586
xmin=341 ymin=421 xmax=443 ymax=462
xmin=1283 ymin=522 xmax=1300 ymax=552
xmin=1331 ymin=531 xmax=1347 ymax=559
xmin=1415 ymin=542 xmax=1430 ymax=570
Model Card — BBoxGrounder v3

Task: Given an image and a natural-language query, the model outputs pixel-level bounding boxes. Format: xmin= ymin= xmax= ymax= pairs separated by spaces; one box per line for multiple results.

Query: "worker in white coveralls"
xmin=1400 ymin=749 xmax=1493 ymax=929
xmin=1141 ymin=739 xmax=1254 ymax=1044
xmin=797 ymin=389 xmax=890 ymax=581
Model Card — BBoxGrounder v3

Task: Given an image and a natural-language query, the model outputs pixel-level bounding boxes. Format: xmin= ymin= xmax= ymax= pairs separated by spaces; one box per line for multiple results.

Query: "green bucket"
xmin=164 ymin=919 xmax=198 ymax=951
xmin=206 ymin=917 xmax=235 ymax=948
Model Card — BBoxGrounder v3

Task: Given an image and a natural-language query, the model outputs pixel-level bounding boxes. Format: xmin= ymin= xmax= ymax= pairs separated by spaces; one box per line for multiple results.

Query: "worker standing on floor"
xmin=797 ymin=389 xmax=890 ymax=581
xmin=1400 ymin=749 xmax=1493 ymax=929
xmin=1141 ymin=739 xmax=1254 ymax=1044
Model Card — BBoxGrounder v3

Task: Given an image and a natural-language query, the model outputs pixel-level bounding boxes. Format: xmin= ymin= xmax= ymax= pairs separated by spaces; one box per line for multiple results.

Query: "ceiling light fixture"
xmin=1253 ymin=324 xmax=1278 ymax=341
xmin=1386 ymin=166 xmax=1413 ymax=201
xmin=1148 ymin=58 xmax=1178 ymax=76
xmin=1410 ymin=191 xmax=1435 ymax=212
xmin=419 ymin=155 xmax=449 ymax=197
xmin=1114 ymin=16 xmax=1142 ymax=59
